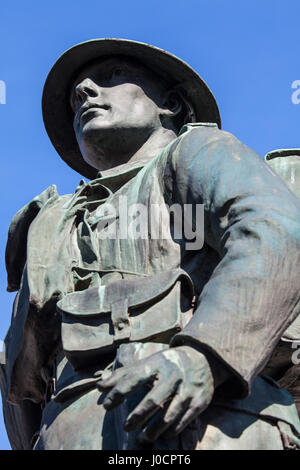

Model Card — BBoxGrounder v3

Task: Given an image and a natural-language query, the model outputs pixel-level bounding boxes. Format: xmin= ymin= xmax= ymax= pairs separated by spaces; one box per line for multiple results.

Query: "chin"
xmin=81 ymin=117 xmax=114 ymax=134
xmin=82 ymin=154 xmax=107 ymax=171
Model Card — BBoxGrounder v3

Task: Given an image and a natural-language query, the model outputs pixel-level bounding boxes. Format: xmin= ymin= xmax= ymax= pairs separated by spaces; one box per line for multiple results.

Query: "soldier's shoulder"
xmin=177 ymin=122 xmax=239 ymax=147
xmin=12 ymin=184 xmax=74 ymax=220
xmin=166 ymin=123 xmax=243 ymax=169
xmin=6 ymin=185 xmax=72 ymax=292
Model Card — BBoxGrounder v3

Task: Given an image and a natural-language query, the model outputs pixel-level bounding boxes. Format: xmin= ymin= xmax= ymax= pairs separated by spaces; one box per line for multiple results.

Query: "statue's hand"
xmin=96 ymin=346 xmax=215 ymax=442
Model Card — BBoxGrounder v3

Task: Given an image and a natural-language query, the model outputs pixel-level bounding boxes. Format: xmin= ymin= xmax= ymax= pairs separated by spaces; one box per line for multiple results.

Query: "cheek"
xmin=112 ymin=85 xmax=157 ymax=117
xmin=130 ymin=100 xmax=157 ymax=121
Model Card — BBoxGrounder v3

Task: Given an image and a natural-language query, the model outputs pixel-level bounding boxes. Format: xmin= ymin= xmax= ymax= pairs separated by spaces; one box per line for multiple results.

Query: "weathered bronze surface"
xmin=1 ymin=39 xmax=300 ymax=450
xmin=264 ymin=149 xmax=300 ymax=420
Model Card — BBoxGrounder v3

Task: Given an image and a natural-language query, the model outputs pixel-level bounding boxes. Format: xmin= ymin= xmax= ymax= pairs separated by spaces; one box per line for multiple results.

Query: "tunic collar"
xmin=73 ymin=159 xmax=147 ymax=196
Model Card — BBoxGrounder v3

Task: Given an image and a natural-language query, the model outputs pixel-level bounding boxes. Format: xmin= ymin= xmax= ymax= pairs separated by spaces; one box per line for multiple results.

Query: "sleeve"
xmin=1 ymin=185 xmax=59 ymax=436
xmin=5 ymin=184 xmax=58 ymax=292
xmin=0 ymin=185 xmax=57 ymax=450
xmin=168 ymin=127 xmax=300 ymax=398
xmin=0 ymin=361 xmax=42 ymax=449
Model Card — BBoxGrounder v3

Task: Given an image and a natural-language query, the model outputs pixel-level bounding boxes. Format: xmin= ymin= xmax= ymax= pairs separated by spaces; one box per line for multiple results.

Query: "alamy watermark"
xmin=291 ymin=80 xmax=300 ymax=104
xmin=0 ymin=340 xmax=5 ymax=364
xmin=0 ymin=80 xmax=6 ymax=104
xmin=291 ymin=341 xmax=300 ymax=365
xmin=93 ymin=197 xmax=204 ymax=250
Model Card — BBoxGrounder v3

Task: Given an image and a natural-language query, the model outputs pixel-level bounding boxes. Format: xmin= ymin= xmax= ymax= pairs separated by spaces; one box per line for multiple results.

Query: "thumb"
xmin=96 ymin=367 xmax=127 ymax=391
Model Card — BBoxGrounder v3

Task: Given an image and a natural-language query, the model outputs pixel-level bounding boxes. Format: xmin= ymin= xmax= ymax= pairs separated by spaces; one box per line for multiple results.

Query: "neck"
xmin=129 ymin=127 xmax=177 ymax=164
xmin=97 ymin=127 xmax=177 ymax=177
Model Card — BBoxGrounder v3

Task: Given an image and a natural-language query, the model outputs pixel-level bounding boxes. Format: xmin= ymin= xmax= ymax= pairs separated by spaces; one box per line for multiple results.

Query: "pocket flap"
xmin=57 ymin=268 xmax=193 ymax=317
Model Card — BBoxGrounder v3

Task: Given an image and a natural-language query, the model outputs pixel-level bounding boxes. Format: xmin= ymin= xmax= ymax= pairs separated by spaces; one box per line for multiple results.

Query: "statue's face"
xmin=70 ymin=56 xmax=171 ymax=170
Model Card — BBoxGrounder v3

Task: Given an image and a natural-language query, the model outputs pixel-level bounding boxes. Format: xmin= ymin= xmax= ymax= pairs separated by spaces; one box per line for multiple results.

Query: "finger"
xmin=124 ymin=379 xmax=177 ymax=432
xmin=164 ymin=388 xmax=190 ymax=425
xmin=96 ymin=366 xmax=130 ymax=391
xmin=102 ymin=372 xmax=154 ymax=410
xmin=140 ymin=391 xmax=191 ymax=442
xmin=164 ymin=395 xmax=209 ymax=438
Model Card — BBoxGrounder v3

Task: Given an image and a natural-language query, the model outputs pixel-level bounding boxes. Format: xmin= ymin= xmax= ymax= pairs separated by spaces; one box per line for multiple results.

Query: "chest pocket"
xmin=56 ymin=268 xmax=194 ymax=371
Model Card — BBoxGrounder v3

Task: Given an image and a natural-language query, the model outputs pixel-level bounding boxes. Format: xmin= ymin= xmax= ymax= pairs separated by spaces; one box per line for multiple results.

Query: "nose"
xmin=75 ymin=78 xmax=99 ymax=103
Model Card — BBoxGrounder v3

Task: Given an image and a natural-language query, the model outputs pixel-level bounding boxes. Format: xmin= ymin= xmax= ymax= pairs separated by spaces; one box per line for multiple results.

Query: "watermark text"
xmin=291 ymin=80 xmax=300 ymax=104
xmin=0 ymin=80 xmax=6 ymax=104
xmin=0 ymin=340 xmax=5 ymax=364
xmin=93 ymin=197 xmax=204 ymax=250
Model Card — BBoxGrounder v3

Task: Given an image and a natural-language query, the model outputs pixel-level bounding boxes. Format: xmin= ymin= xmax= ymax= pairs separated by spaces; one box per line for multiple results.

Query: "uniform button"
xmin=117 ymin=322 xmax=124 ymax=330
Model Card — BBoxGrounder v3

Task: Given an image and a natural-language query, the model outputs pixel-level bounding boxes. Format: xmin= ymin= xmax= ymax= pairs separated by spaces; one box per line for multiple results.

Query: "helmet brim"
xmin=42 ymin=38 xmax=221 ymax=179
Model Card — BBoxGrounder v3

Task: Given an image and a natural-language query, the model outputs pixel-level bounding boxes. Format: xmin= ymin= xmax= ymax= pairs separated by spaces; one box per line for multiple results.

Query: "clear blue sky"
xmin=0 ymin=0 xmax=300 ymax=450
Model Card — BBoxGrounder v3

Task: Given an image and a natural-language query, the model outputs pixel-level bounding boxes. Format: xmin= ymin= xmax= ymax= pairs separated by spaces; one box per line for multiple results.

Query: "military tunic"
xmin=2 ymin=124 xmax=300 ymax=449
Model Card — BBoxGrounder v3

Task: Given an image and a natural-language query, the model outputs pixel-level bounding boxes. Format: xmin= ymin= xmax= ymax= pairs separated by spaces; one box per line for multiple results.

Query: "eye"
xmin=114 ymin=68 xmax=122 ymax=75
xmin=70 ymin=88 xmax=79 ymax=113
xmin=110 ymin=67 xmax=124 ymax=79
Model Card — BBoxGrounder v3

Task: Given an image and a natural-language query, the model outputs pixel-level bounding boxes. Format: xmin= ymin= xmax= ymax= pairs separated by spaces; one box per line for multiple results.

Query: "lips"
xmin=79 ymin=104 xmax=110 ymax=121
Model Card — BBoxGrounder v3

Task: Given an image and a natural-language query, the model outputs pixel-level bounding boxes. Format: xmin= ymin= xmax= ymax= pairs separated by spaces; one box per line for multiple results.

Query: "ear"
xmin=159 ymin=90 xmax=183 ymax=118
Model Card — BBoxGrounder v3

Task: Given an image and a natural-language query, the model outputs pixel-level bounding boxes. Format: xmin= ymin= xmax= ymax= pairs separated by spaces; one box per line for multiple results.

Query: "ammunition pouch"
xmin=56 ymin=269 xmax=194 ymax=371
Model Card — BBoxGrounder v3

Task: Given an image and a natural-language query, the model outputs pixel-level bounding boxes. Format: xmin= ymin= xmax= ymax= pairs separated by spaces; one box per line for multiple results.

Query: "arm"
xmin=97 ymin=126 xmax=300 ymax=440
xmin=1 ymin=185 xmax=59 ymax=447
xmin=0 ymin=361 xmax=42 ymax=449
xmin=6 ymin=185 xmax=58 ymax=292
xmin=168 ymin=126 xmax=300 ymax=398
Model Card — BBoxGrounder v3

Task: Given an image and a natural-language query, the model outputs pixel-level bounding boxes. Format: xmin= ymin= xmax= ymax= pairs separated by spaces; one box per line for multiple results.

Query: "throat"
xmin=100 ymin=127 xmax=177 ymax=177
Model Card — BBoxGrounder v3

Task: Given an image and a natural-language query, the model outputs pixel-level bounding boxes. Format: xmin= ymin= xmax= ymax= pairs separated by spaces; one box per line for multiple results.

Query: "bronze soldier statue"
xmin=1 ymin=39 xmax=300 ymax=450
xmin=264 ymin=149 xmax=300 ymax=418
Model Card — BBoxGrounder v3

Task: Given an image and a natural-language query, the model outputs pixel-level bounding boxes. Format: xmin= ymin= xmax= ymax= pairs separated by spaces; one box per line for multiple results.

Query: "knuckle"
xmin=165 ymin=411 xmax=177 ymax=424
xmin=145 ymin=396 xmax=159 ymax=409
xmin=110 ymin=387 xmax=123 ymax=399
